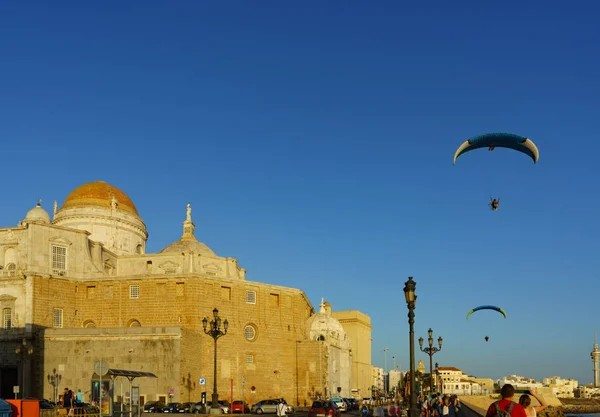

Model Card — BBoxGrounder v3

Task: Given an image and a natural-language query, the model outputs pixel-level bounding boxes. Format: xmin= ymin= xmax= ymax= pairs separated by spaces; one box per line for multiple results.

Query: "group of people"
xmin=418 ymin=393 xmax=461 ymax=417
xmin=486 ymin=384 xmax=547 ymax=417
xmin=416 ymin=383 xmax=547 ymax=417
xmin=59 ymin=387 xmax=85 ymax=414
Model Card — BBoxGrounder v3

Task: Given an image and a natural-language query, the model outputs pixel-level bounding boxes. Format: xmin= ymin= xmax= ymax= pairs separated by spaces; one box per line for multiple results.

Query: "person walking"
xmin=276 ymin=400 xmax=287 ymax=417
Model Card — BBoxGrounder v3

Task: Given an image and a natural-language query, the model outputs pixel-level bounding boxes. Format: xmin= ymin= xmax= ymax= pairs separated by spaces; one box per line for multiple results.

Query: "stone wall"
xmin=38 ymin=326 xmax=182 ymax=403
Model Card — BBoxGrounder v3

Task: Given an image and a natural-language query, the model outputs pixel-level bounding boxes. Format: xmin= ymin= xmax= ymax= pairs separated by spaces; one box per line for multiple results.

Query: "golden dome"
xmin=61 ymin=181 xmax=139 ymax=215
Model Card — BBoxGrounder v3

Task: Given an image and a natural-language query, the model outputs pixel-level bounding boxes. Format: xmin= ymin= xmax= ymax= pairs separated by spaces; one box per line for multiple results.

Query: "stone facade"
xmin=306 ymin=300 xmax=352 ymax=398
xmin=0 ymin=181 xmax=369 ymax=406
xmin=331 ymin=309 xmax=372 ymax=398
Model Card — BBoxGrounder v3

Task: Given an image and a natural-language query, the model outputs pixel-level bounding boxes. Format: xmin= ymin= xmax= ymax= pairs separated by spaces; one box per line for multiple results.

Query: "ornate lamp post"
xmin=47 ymin=368 xmax=62 ymax=404
xmin=202 ymin=308 xmax=228 ymax=414
xmin=419 ymin=328 xmax=442 ymax=394
xmin=435 ymin=363 xmax=441 ymax=394
xmin=403 ymin=277 xmax=417 ymax=417
xmin=15 ymin=338 xmax=34 ymax=399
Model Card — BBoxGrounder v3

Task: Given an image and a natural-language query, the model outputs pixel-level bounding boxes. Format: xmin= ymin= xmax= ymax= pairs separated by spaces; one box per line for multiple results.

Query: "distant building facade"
xmin=437 ymin=367 xmax=490 ymax=395
xmin=497 ymin=375 xmax=543 ymax=390
xmin=543 ymin=376 xmax=578 ymax=398
xmin=331 ymin=308 xmax=373 ymax=398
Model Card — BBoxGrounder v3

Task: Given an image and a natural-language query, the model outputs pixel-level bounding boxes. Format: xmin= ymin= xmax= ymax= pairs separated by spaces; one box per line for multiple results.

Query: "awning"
xmin=92 ymin=368 xmax=157 ymax=379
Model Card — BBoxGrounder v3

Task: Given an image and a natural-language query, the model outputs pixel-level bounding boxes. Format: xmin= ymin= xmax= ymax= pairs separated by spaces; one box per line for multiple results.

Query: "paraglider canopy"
xmin=453 ymin=133 xmax=539 ymax=164
xmin=466 ymin=305 xmax=507 ymax=320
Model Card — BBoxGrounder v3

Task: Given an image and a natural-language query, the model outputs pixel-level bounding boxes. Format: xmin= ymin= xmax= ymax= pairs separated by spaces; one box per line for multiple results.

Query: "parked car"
xmin=251 ymin=400 xmax=294 ymax=415
xmin=329 ymin=399 xmax=346 ymax=413
xmin=143 ymin=401 xmax=166 ymax=413
xmin=195 ymin=401 xmax=230 ymax=414
xmin=308 ymin=400 xmax=341 ymax=417
xmin=180 ymin=402 xmax=196 ymax=413
xmin=345 ymin=399 xmax=358 ymax=410
xmin=231 ymin=401 xmax=250 ymax=414
xmin=163 ymin=403 xmax=184 ymax=413
xmin=191 ymin=402 xmax=205 ymax=414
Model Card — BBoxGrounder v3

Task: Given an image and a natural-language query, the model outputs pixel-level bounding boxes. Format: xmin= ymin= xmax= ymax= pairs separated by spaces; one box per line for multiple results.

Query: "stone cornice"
xmin=53 ymin=213 xmax=148 ymax=237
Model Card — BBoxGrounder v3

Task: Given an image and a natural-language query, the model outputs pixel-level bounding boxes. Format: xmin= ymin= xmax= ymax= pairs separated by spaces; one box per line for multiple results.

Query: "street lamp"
xmin=15 ymin=338 xmax=34 ymax=399
xmin=403 ymin=277 xmax=417 ymax=417
xmin=383 ymin=348 xmax=389 ymax=396
xmin=47 ymin=368 xmax=62 ymax=404
xmin=435 ymin=363 xmax=441 ymax=394
xmin=418 ymin=328 xmax=442 ymax=394
xmin=202 ymin=308 xmax=228 ymax=414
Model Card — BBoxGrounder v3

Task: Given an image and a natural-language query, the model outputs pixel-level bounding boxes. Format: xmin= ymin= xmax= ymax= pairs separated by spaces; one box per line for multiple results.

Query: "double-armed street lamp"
xmin=419 ymin=328 xmax=442 ymax=394
xmin=47 ymin=368 xmax=62 ymax=404
xmin=15 ymin=338 xmax=34 ymax=398
xmin=403 ymin=277 xmax=418 ymax=417
xmin=202 ymin=308 xmax=228 ymax=414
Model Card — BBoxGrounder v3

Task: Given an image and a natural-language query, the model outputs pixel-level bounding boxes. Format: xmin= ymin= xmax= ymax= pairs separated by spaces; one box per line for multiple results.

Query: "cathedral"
xmin=0 ymin=181 xmax=371 ymax=406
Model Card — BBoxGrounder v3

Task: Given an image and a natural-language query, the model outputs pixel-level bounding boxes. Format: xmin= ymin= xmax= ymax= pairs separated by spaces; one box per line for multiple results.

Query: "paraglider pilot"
xmin=489 ymin=198 xmax=500 ymax=211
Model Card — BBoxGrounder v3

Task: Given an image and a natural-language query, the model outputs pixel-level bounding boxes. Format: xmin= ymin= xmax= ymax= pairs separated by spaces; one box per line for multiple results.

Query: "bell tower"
xmin=591 ymin=332 xmax=600 ymax=386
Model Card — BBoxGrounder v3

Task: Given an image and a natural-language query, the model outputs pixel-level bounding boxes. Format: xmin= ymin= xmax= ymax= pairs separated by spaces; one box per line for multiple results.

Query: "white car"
xmin=329 ymin=398 xmax=346 ymax=412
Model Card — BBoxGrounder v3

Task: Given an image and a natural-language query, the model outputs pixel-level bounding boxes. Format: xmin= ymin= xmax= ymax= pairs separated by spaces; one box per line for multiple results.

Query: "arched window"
xmin=316 ymin=335 xmax=325 ymax=341
xmin=6 ymin=263 xmax=16 ymax=277
xmin=3 ymin=308 xmax=12 ymax=329
xmin=244 ymin=324 xmax=257 ymax=341
xmin=136 ymin=244 xmax=144 ymax=255
xmin=83 ymin=320 xmax=96 ymax=328
xmin=128 ymin=319 xmax=141 ymax=327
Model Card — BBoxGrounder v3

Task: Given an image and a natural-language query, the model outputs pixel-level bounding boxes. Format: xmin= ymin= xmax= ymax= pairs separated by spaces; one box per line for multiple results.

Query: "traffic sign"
xmin=199 ymin=378 xmax=206 ymax=385
xmin=169 ymin=388 xmax=175 ymax=395
xmin=94 ymin=360 xmax=110 ymax=376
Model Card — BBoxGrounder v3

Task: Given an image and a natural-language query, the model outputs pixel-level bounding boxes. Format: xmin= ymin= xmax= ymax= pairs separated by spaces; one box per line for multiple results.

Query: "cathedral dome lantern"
xmin=159 ymin=203 xmax=216 ymax=256
xmin=22 ymin=200 xmax=51 ymax=225
xmin=307 ymin=299 xmax=349 ymax=349
xmin=53 ymin=181 xmax=148 ymax=255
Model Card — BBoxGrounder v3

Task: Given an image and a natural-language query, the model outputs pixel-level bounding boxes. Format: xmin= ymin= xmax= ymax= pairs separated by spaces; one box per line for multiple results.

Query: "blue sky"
xmin=1 ymin=1 xmax=599 ymax=383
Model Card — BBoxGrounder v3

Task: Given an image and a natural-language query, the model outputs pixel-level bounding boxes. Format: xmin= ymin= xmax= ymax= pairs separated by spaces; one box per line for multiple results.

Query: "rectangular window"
xmin=130 ymin=285 xmax=140 ymax=299
xmin=246 ymin=354 xmax=254 ymax=364
xmin=86 ymin=286 xmax=96 ymax=299
xmin=246 ymin=290 xmax=256 ymax=305
xmin=52 ymin=245 xmax=67 ymax=275
xmin=221 ymin=286 xmax=231 ymax=301
xmin=176 ymin=282 xmax=185 ymax=297
xmin=53 ymin=308 xmax=63 ymax=328
xmin=3 ymin=308 xmax=12 ymax=329
xmin=270 ymin=293 xmax=279 ymax=308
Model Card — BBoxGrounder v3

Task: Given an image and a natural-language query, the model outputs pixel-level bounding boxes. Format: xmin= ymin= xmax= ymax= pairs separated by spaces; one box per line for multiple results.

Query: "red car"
xmin=231 ymin=401 xmax=250 ymax=414
xmin=308 ymin=400 xmax=340 ymax=417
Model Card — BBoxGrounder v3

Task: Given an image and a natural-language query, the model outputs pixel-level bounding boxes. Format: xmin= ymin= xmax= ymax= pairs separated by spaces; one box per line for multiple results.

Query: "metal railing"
xmin=41 ymin=407 xmax=100 ymax=417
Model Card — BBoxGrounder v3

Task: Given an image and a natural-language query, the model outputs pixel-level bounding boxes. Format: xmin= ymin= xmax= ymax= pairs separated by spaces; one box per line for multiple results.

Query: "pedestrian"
xmin=276 ymin=400 xmax=287 ymax=417
xmin=75 ymin=389 xmax=84 ymax=405
xmin=63 ymin=388 xmax=74 ymax=416
xmin=485 ymin=384 xmax=527 ymax=417
xmin=518 ymin=388 xmax=547 ymax=417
